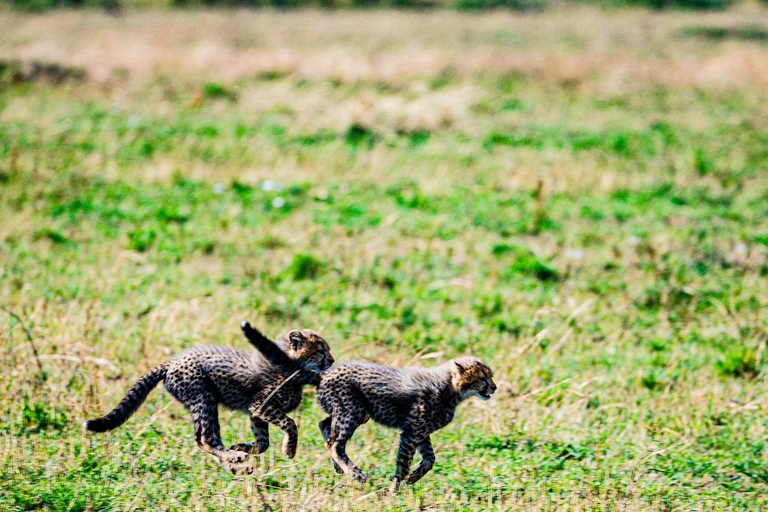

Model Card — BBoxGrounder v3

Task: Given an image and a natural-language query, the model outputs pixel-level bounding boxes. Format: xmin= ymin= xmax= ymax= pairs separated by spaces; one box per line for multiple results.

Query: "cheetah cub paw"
xmin=230 ymin=443 xmax=255 ymax=455
xmin=219 ymin=450 xmax=249 ymax=464
xmin=282 ymin=435 xmax=297 ymax=459
xmin=351 ymin=468 xmax=368 ymax=484
xmin=227 ymin=461 xmax=254 ymax=475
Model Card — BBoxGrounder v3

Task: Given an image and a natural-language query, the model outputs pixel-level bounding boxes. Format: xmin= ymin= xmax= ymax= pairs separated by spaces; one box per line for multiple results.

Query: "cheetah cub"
xmin=84 ymin=327 xmax=333 ymax=474
xmin=241 ymin=321 xmax=496 ymax=488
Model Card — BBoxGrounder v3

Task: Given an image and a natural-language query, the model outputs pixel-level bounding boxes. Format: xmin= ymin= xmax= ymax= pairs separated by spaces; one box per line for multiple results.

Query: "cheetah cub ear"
xmin=454 ymin=360 xmax=468 ymax=374
xmin=454 ymin=360 xmax=481 ymax=377
xmin=287 ymin=330 xmax=306 ymax=350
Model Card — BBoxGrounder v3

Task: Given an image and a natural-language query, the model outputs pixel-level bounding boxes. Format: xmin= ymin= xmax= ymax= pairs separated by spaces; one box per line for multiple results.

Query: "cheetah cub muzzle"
xmin=83 ymin=326 xmax=333 ymax=475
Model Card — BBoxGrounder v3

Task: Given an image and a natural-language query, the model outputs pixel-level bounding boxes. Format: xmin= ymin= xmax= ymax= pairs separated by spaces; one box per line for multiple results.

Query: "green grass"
xmin=1 ymin=9 xmax=768 ymax=510
xmin=678 ymin=24 xmax=768 ymax=42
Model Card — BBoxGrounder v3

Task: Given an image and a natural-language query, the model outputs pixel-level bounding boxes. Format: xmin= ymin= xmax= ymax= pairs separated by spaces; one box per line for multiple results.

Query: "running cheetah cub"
xmin=84 ymin=327 xmax=333 ymax=474
xmin=241 ymin=321 xmax=496 ymax=488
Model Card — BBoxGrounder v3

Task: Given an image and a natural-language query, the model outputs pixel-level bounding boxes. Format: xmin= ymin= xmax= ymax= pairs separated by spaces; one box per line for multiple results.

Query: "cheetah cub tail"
xmin=83 ymin=363 xmax=168 ymax=433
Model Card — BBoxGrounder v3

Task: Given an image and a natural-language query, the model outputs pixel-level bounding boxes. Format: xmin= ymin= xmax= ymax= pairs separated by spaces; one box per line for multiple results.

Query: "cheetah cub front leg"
xmin=406 ymin=437 xmax=435 ymax=484
xmin=251 ymin=404 xmax=299 ymax=459
xmin=230 ymin=416 xmax=270 ymax=455
xmin=319 ymin=416 xmax=343 ymax=474
xmin=389 ymin=431 xmax=435 ymax=491
xmin=390 ymin=432 xmax=418 ymax=491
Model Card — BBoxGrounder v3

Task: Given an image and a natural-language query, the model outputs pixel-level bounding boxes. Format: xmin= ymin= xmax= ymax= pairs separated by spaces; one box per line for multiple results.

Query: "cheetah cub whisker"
xmin=241 ymin=321 xmax=496 ymax=488
xmin=84 ymin=326 xmax=333 ymax=474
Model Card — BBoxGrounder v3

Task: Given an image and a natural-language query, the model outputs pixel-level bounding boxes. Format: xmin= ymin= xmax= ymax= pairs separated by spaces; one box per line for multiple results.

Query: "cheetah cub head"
xmin=452 ymin=357 xmax=497 ymax=401
xmin=280 ymin=329 xmax=335 ymax=372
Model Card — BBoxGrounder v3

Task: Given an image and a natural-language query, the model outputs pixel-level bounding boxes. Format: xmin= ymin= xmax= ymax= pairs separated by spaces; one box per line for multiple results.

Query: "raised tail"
xmin=240 ymin=321 xmax=320 ymax=386
xmin=84 ymin=363 xmax=167 ymax=433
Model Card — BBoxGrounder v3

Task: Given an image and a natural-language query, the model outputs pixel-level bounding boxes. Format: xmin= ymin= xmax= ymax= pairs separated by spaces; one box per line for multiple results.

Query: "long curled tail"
xmin=240 ymin=321 xmax=321 ymax=386
xmin=84 ymin=363 xmax=167 ymax=433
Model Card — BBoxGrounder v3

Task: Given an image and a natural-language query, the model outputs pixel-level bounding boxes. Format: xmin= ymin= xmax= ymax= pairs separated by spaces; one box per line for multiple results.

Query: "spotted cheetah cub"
xmin=84 ymin=327 xmax=333 ymax=474
xmin=241 ymin=321 xmax=495 ymax=488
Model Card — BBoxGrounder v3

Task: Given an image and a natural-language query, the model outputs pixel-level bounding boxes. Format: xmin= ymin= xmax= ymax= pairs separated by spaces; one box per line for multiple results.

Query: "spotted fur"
xmin=240 ymin=323 xmax=496 ymax=487
xmin=317 ymin=358 xmax=496 ymax=488
xmin=84 ymin=328 xmax=333 ymax=474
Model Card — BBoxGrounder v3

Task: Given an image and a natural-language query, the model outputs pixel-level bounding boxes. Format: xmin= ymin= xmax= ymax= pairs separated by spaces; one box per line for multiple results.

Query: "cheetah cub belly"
xmin=317 ymin=359 xmax=496 ymax=489
xmin=84 ymin=328 xmax=333 ymax=474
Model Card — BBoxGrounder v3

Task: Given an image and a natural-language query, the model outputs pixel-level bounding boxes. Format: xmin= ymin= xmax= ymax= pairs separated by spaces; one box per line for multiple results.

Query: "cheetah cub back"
xmin=84 ymin=327 xmax=333 ymax=474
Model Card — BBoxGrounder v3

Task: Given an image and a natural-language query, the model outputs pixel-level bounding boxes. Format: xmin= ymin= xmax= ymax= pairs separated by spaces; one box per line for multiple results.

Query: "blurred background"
xmin=1 ymin=0 xmax=768 ymax=510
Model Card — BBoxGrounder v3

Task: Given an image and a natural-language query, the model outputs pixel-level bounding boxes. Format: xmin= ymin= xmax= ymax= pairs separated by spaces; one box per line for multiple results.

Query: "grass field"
xmin=1 ymin=7 xmax=768 ymax=510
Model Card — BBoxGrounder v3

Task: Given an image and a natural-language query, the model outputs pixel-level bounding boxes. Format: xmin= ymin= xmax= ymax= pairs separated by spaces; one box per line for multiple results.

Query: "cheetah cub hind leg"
xmin=187 ymin=391 xmax=254 ymax=474
xmin=196 ymin=439 xmax=253 ymax=475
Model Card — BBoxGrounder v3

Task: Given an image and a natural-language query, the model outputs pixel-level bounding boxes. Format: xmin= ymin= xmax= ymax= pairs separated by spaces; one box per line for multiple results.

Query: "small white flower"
xmin=566 ymin=249 xmax=585 ymax=260
xmin=213 ymin=183 xmax=226 ymax=194
xmin=627 ymin=236 xmax=641 ymax=246
xmin=127 ymin=115 xmax=141 ymax=128
xmin=734 ymin=243 xmax=748 ymax=254
xmin=262 ymin=180 xmax=284 ymax=192
xmin=272 ymin=197 xmax=285 ymax=209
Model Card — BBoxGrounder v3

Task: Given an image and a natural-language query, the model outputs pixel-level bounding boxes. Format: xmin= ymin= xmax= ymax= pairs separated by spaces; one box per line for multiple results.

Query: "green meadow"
xmin=1 ymin=8 xmax=768 ymax=510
